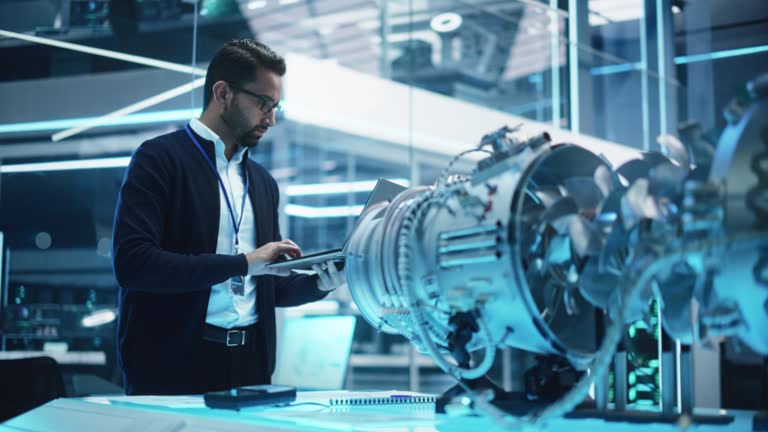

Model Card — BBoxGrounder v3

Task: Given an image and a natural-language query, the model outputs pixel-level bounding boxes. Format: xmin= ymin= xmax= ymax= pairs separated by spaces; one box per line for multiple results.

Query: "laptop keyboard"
xmin=290 ymin=248 xmax=342 ymax=260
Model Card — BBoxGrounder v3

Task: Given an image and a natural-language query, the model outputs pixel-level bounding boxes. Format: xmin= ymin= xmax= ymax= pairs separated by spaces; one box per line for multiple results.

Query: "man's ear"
xmin=211 ymin=81 xmax=229 ymax=107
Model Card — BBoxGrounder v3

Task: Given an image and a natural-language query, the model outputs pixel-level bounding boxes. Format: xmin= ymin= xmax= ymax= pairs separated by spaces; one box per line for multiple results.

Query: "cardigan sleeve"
xmin=112 ymin=140 xmax=248 ymax=293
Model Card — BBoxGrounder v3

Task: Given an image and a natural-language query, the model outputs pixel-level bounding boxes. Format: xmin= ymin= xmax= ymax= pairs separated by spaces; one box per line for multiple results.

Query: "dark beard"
xmin=239 ymin=130 xmax=261 ymax=149
xmin=221 ymin=108 xmax=259 ymax=149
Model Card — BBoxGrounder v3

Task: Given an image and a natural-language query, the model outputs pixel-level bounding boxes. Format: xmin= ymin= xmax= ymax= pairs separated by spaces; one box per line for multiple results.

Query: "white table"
xmin=0 ymin=392 xmax=759 ymax=432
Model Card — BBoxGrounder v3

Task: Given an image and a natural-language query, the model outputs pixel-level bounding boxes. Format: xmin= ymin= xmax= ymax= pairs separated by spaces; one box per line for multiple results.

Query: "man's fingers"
xmin=277 ymin=243 xmax=300 ymax=252
xmin=278 ymin=239 xmax=301 ymax=257
xmin=326 ymin=260 xmax=343 ymax=287
xmin=277 ymin=243 xmax=301 ymax=259
xmin=326 ymin=260 xmax=337 ymax=275
xmin=312 ymin=264 xmax=333 ymax=289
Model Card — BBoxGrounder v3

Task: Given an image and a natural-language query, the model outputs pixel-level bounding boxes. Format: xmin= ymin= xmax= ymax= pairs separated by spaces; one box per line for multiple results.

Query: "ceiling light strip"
xmin=550 ymin=0 xmax=562 ymax=127
xmin=674 ymin=44 xmax=768 ymax=65
xmin=0 ymin=29 xmax=206 ymax=76
xmin=591 ymin=45 xmax=768 ymax=78
xmin=285 ymin=178 xmax=410 ymax=196
xmin=1 ymin=156 xmax=132 ymax=173
xmin=591 ymin=61 xmax=643 ymax=76
xmin=51 ymin=78 xmax=205 ymax=141
xmin=568 ymin=0 xmax=581 ymax=134
xmin=284 ymin=204 xmax=365 ymax=218
xmin=0 ymin=108 xmax=202 ymax=134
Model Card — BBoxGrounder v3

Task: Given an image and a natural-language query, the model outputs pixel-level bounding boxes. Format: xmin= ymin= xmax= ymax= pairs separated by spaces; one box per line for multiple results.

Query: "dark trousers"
xmin=198 ymin=323 xmax=271 ymax=393
xmin=128 ymin=323 xmax=271 ymax=395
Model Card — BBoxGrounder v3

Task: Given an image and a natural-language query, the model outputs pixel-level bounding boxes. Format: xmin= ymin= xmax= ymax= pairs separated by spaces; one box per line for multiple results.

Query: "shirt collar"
xmin=188 ymin=118 xmax=248 ymax=164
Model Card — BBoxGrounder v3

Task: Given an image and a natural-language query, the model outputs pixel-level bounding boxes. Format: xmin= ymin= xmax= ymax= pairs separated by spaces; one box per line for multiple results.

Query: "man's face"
xmin=220 ymin=67 xmax=282 ymax=149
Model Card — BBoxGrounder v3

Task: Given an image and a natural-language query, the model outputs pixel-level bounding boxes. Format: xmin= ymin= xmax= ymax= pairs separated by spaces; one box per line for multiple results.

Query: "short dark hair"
xmin=203 ymin=39 xmax=286 ymax=109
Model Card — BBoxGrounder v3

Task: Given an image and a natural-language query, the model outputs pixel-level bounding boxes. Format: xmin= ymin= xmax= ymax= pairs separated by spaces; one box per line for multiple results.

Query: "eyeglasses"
xmin=226 ymin=82 xmax=282 ymax=115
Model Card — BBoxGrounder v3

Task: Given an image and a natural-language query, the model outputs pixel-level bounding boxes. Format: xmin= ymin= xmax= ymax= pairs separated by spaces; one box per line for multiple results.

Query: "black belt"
xmin=203 ymin=324 xmax=256 ymax=347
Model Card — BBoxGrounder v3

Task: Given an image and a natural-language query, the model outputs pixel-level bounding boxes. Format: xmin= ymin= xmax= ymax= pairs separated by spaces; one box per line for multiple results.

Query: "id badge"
xmin=230 ymin=275 xmax=245 ymax=296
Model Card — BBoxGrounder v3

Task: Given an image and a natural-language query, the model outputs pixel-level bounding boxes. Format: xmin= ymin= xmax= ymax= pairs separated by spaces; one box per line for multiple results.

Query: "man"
xmin=112 ymin=39 xmax=343 ymax=395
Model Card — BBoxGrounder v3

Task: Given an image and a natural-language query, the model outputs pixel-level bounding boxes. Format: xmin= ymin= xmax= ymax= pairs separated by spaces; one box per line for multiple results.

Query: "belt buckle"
xmin=226 ymin=329 xmax=245 ymax=346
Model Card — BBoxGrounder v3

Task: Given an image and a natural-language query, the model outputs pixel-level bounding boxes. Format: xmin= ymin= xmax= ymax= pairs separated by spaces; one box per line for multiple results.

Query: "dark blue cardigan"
xmin=112 ymin=127 xmax=326 ymax=395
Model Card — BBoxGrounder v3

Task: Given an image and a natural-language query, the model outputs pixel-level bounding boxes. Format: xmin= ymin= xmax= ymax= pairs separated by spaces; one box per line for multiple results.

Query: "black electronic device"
xmin=203 ymin=385 xmax=296 ymax=410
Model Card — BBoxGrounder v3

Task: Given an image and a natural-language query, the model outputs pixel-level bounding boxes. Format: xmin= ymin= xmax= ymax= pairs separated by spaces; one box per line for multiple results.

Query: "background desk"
xmin=0 ymin=393 xmax=760 ymax=432
xmin=0 ymin=351 xmax=105 ymax=366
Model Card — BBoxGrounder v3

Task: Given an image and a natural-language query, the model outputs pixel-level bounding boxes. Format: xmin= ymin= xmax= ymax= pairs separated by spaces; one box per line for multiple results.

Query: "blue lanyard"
xmin=184 ymin=125 xmax=249 ymax=252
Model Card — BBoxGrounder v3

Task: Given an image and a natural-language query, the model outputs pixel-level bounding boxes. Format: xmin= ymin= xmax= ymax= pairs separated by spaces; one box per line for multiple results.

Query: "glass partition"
xmin=1 ymin=0 xmax=765 ymax=393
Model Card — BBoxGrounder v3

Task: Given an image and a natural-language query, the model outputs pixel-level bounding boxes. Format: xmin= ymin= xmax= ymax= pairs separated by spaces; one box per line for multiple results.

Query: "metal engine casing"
xmin=346 ymin=140 xmax=613 ymax=372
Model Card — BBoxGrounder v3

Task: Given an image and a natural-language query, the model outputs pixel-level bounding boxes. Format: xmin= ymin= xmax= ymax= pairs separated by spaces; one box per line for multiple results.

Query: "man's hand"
xmin=312 ymin=260 xmax=346 ymax=292
xmin=245 ymin=239 xmax=301 ymax=276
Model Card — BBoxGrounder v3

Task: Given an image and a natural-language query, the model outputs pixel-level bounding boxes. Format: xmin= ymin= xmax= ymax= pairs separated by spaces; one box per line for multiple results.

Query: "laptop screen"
xmin=267 ymin=178 xmax=407 ymax=270
xmin=272 ymin=315 xmax=357 ymax=390
xmin=340 ymin=178 xmax=407 ymax=253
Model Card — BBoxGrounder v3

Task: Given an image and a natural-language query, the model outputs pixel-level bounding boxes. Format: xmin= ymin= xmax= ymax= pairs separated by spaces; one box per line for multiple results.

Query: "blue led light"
xmin=568 ymin=0 xmax=580 ymax=133
xmin=591 ymin=62 xmax=642 ymax=76
xmin=1 ymin=156 xmax=132 ymax=173
xmin=549 ymin=0 xmax=561 ymax=128
xmin=0 ymin=108 xmax=202 ymax=134
xmin=675 ymin=44 xmax=768 ymax=65
xmin=284 ymin=204 xmax=365 ymax=218
xmin=656 ymin=0 xmax=668 ymax=136
xmin=589 ymin=45 xmax=768 ymax=78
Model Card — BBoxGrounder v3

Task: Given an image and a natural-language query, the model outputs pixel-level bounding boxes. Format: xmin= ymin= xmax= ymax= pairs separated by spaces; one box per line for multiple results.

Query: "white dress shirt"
xmin=189 ymin=119 xmax=259 ymax=328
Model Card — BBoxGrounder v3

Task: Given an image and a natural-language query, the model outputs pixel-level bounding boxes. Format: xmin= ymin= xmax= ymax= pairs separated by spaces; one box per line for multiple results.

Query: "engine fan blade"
xmin=540 ymin=196 xmax=579 ymax=233
xmin=577 ymin=261 xmax=621 ymax=310
xmin=568 ymin=216 xmax=605 ymax=257
xmin=593 ymin=164 xmax=615 ymax=198
xmin=562 ymin=177 xmax=604 ymax=211
xmin=649 ymin=162 xmax=687 ymax=198
xmin=617 ymin=159 xmax=652 ymax=184
xmin=621 ymin=178 xmax=662 ymax=229
xmin=544 ymin=234 xmax=572 ymax=265
xmin=657 ymin=134 xmax=691 ymax=169
xmin=533 ymin=186 xmax=564 ymax=207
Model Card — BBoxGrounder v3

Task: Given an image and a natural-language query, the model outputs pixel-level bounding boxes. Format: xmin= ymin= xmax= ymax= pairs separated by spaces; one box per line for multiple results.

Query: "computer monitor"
xmin=272 ymin=315 xmax=356 ymax=391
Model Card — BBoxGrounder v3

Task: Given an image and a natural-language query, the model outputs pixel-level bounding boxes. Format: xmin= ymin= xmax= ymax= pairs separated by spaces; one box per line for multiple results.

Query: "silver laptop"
xmin=267 ymin=178 xmax=406 ymax=271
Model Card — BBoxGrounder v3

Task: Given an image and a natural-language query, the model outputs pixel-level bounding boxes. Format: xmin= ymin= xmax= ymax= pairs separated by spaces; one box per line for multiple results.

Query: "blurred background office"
xmin=0 ymin=0 xmax=766 ymax=415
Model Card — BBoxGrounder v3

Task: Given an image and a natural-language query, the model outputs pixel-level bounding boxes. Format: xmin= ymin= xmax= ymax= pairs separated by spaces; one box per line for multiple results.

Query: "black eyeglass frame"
xmin=226 ymin=82 xmax=282 ymax=115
